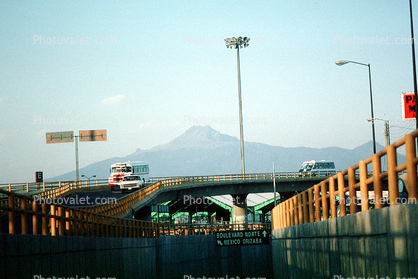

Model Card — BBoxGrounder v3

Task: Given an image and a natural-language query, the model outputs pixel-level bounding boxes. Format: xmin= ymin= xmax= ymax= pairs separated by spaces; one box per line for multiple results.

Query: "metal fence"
xmin=271 ymin=130 xmax=418 ymax=230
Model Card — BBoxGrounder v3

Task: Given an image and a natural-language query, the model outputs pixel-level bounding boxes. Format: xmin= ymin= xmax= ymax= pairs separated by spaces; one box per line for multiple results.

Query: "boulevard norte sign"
xmin=215 ymin=230 xmax=270 ymax=246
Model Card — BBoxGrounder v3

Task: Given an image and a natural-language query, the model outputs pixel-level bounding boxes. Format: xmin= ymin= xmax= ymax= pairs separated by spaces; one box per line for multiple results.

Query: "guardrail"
xmin=271 ymin=130 xmax=418 ymax=230
xmin=0 ymin=179 xmax=109 ymax=194
xmin=0 ymin=171 xmax=333 ymax=194
xmin=0 ymin=188 xmax=159 ymax=237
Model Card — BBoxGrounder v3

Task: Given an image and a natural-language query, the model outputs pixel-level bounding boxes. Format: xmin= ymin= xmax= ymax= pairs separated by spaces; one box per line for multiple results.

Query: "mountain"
xmin=49 ymin=125 xmax=400 ymax=181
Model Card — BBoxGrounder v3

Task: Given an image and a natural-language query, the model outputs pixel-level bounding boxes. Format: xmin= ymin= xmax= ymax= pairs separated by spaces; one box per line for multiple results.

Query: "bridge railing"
xmin=271 ymin=130 xmax=418 ymax=230
xmin=149 ymin=171 xmax=335 ymax=184
xmin=0 ymin=188 xmax=159 ymax=238
xmin=0 ymin=179 xmax=110 ymax=193
xmin=78 ymin=171 xmax=338 ymax=218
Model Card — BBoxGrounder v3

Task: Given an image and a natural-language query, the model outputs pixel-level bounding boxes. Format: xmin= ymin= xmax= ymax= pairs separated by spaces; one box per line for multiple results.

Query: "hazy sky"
xmin=1 ymin=1 xmax=417 ymax=183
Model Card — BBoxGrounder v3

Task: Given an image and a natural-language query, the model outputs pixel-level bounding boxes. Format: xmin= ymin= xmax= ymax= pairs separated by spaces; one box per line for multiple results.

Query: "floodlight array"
xmin=225 ymin=36 xmax=250 ymax=49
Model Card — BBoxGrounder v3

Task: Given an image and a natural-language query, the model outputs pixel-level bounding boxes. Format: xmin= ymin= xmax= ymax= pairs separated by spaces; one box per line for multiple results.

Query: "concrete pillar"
xmin=231 ymin=194 xmax=248 ymax=228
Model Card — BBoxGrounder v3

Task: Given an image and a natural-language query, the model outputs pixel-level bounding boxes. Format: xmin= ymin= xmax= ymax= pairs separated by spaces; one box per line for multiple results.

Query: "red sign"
xmin=402 ymin=93 xmax=416 ymax=121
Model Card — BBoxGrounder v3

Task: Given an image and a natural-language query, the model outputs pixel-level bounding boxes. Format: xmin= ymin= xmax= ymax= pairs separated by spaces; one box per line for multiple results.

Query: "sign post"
xmin=46 ymin=130 xmax=107 ymax=181
xmin=35 ymin=171 xmax=43 ymax=183
xmin=215 ymin=229 xmax=270 ymax=246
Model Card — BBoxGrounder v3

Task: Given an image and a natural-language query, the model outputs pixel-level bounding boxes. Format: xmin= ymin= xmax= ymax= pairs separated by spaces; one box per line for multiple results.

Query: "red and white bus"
xmin=108 ymin=161 xmax=150 ymax=191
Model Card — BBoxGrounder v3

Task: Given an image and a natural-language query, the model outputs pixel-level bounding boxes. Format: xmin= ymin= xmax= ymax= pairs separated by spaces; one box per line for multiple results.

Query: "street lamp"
xmin=225 ymin=36 xmax=250 ymax=175
xmin=81 ymin=174 xmax=96 ymax=186
xmin=335 ymin=60 xmax=377 ymax=154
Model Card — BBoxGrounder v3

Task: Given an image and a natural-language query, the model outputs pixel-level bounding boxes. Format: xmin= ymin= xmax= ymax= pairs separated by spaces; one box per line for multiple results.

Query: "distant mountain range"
xmin=49 ymin=125 xmax=401 ymax=181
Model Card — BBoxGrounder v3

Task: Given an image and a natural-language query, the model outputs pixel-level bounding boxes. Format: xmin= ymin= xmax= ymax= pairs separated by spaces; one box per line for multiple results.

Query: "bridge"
xmin=0 ymin=130 xmax=417 ymax=278
xmin=1 ymin=171 xmax=335 ymax=234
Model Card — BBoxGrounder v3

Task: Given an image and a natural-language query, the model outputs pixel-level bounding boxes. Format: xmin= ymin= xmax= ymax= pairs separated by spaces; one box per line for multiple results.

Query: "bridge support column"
xmin=231 ymin=194 xmax=248 ymax=229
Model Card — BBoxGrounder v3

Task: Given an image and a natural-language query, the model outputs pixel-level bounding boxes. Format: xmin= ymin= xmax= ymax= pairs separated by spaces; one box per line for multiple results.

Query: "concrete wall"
xmin=1 ymin=233 xmax=159 ymax=279
xmin=1 ymin=233 xmax=272 ymax=279
xmin=271 ymin=203 xmax=418 ymax=279
xmin=160 ymin=235 xmax=273 ymax=279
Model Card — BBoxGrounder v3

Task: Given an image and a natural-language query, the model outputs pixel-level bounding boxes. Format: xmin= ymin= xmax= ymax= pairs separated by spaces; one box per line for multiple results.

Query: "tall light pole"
xmin=225 ymin=36 xmax=250 ymax=175
xmin=336 ymin=60 xmax=377 ymax=154
xmin=409 ymin=0 xmax=418 ymax=129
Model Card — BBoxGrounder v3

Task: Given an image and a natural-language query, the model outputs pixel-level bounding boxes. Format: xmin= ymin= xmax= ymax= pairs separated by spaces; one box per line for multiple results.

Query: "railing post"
xmin=314 ymin=184 xmax=321 ymax=221
xmin=405 ymin=134 xmax=418 ymax=202
xmin=42 ymin=203 xmax=48 ymax=235
xmin=329 ymin=176 xmax=337 ymax=219
xmin=21 ymin=197 xmax=28 ymax=234
xmin=302 ymin=191 xmax=308 ymax=224
xmin=348 ymin=167 xmax=357 ymax=214
xmin=337 ymin=172 xmax=346 ymax=217
xmin=297 ymin=194 xmax=303 ymax=224
xmin=8 ymin=193 xmax=15 ymax=234
xmin=387 ymin=145 xmax=398 ymax=206
xmin=33 ymin=200 xmax=39 ymax=235
xmin=372 ymin=154 xmax=383 ymax=209
xmin=51 ymin=204 xmax=56 ymax=236
xmin=308 ymin=188 xmax=314 ymax=223
xmin=359 ymin=161 xmax=369 ymax=211
xmin=293 ymin=196 xmax=298 ymax=225
xmin=285 ymin=200 xmax=290 ymax=227
xmin=58 ymin=206 xmax=65 ymax=236
xmin=321 ymin=181 xmax=328 ymax=220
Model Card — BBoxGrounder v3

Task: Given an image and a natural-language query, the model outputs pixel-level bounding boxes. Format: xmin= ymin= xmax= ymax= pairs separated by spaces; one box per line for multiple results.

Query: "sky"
xmin=1 ymin=0 xmax=418 ymax=183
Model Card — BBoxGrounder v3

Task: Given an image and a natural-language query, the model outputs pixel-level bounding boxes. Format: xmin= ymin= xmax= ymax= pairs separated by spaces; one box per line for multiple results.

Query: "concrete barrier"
xmin=1 ymin=233 xmax=273 ymax=279
xmin=271 ymin=203 xmax=418 ymax=279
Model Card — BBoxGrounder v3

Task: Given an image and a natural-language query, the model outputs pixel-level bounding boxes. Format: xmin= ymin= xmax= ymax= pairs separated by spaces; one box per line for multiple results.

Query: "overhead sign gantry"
xmin=46 ymin=130 xmax=107 ymax=181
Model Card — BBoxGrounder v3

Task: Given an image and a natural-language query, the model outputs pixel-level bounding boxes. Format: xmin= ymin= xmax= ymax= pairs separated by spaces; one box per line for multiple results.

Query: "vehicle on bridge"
xmin=298 ymin=160 xmax=336 ymax=176
xmin=109 ymin=161 xmax=150 ymax=191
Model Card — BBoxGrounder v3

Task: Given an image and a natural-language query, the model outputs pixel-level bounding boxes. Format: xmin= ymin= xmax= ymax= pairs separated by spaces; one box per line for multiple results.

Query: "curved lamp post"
xmin=336 ymin=60 xmax=377 ymax=154
xmin=225 ymin=36 xmax=250 ymax=175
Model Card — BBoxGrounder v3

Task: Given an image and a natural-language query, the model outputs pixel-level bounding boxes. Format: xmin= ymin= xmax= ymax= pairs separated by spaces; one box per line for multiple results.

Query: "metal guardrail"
xmin=271 ymin=130 xmax=418 ymax=230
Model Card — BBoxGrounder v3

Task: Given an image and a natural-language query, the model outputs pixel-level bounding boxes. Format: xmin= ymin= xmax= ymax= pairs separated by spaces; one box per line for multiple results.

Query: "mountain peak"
xmin=151 ymin=125 xmax=238 ymax=151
